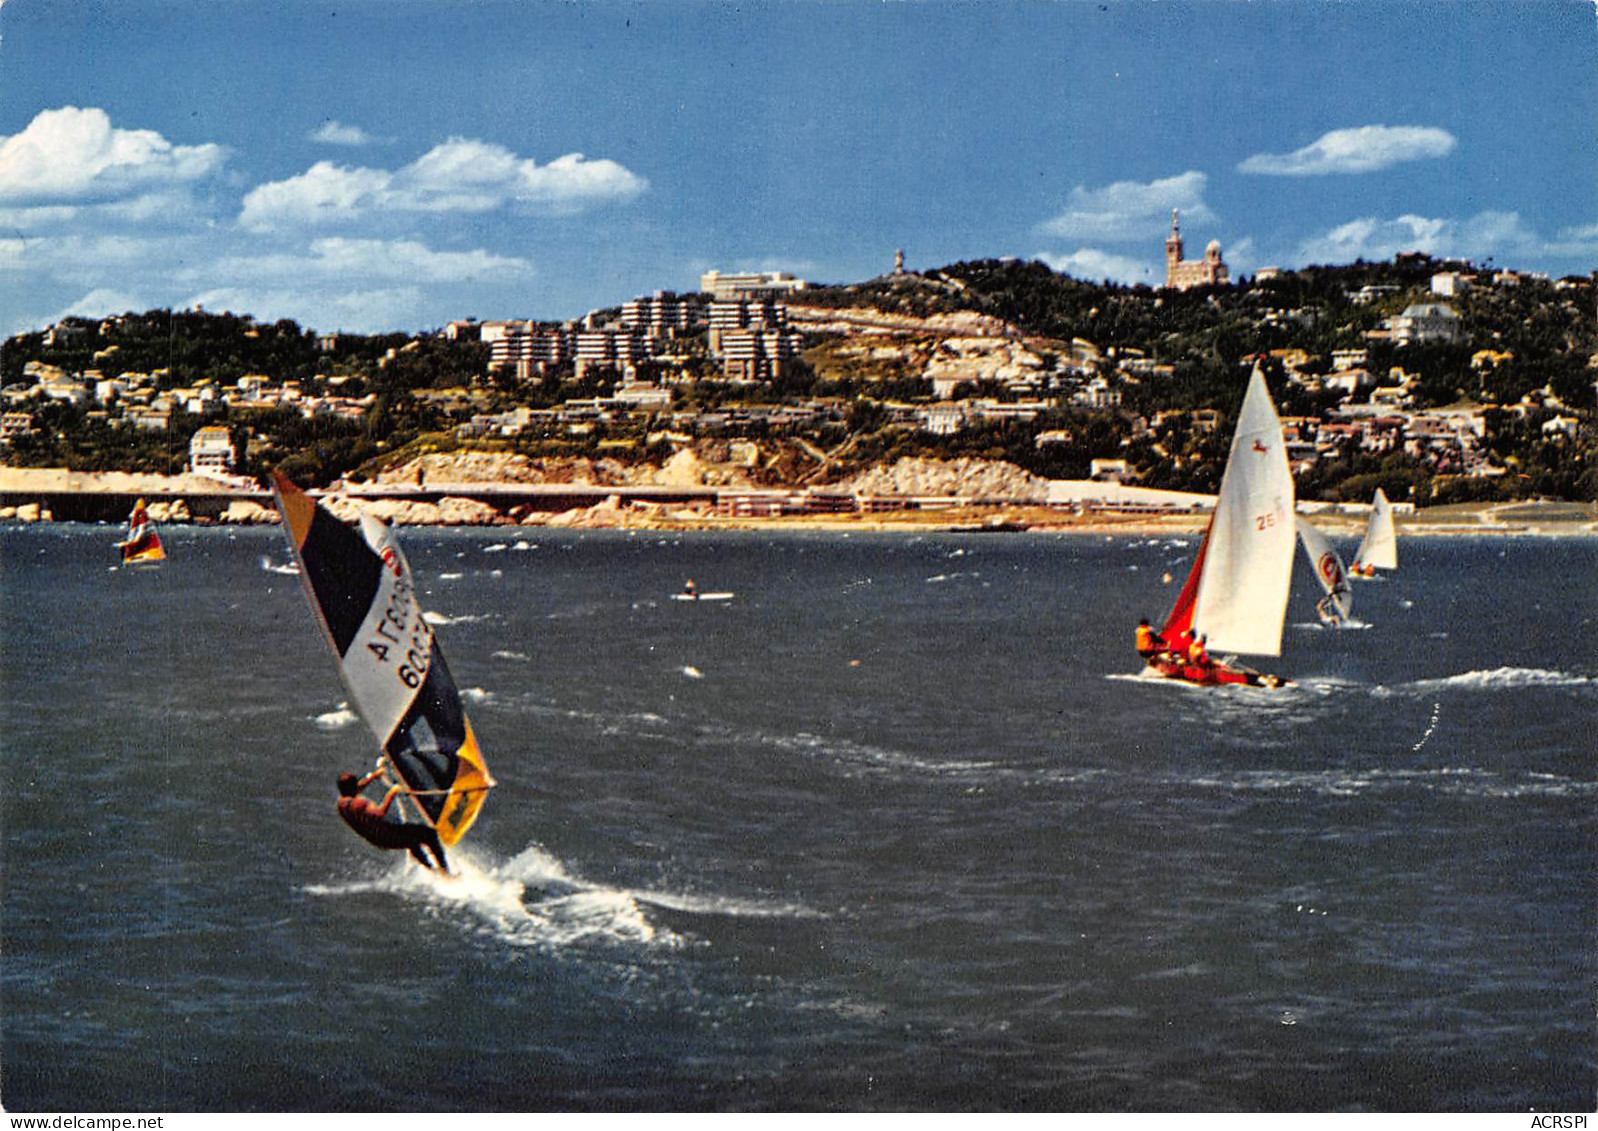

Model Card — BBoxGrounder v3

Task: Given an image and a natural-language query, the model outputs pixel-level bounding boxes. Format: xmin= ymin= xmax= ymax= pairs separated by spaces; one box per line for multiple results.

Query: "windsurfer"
xmin=336 ymin=768 xmax=450 ymax=873
xmin=122 ymin=498 xmax=149 ymax=546
xmin=683 ymin=578 xmax=697 ymax=599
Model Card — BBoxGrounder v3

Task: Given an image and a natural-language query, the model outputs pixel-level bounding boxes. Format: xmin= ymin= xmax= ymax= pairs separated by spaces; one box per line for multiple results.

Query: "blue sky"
xmin=2 ymin=0 xmax=1594 ymax=337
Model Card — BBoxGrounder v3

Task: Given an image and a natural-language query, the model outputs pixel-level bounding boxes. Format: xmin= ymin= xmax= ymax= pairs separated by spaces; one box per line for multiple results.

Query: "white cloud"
xmin=0 ymin=232 xmax=175 ymax=277
xmin=0 ymin=106 xmax=226 ymax=205
xmin=1038 ymin=248 xmax=1153 ymax=285
xmin=1239 ymin=126 xmax=1457 ymax=176
xmin=54 ymin=288 xmax=149 ymax=322
xmin=238 ymin=162 xmax=395 ymax=229
xmin=186 ymin=285 xmax=430 ymax=334
xmin=1295 ymin=209 xmax=1551 ymax=265
xmin=212 ymin=237 xmax=534 ymax=284
xmin=240 ymin=137 xmax=648 ymax=229
xmin=1040 ymin=171 xmax=1214 ymax=241
xmin=310 ymin=120 xmax=378 ymax=147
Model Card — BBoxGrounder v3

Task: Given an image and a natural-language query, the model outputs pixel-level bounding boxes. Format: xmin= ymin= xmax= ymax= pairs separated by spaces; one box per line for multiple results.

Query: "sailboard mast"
xmin=1296 ymin=516 xmax=1353 ymax=623
xmin=272 ymin=472 xmax=494 ymax=846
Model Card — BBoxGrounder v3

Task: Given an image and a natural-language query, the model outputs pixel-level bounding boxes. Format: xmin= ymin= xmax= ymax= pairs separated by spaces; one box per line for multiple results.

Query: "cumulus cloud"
xmin=310 ymin=120 xmax=378 ymax=146
xmin=0 ymin=106 xmax=226 ymax=205
xmin=1040 ymin=171 xmax=1213 ymax=241
xmin=1038 ymin=248 xmax=1153 ymax=285
xmin=1239 ymin=126 xmax=1456 ymax=176
xmin=212 ymin=237 xmax=534 ymax=284
xmin=240 ymin=137 xmax=647 ymax=229
xmin=186 ymin=285 xmax=430 ymax=334
xmin=55 ymin=288 xmax=149 ymax=322
xmin=1295 ymin=210 xmax=1547 ymax=265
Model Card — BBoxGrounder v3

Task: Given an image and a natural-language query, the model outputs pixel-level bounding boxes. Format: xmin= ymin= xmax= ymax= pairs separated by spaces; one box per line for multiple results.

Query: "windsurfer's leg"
xmin=423 ymin=832 xmax=449 ymax=873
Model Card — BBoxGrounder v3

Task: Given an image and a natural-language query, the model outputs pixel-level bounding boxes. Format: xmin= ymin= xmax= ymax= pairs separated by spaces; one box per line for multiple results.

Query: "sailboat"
xmin=1350 ymin=487 xmax=1397 ymax=578
xmin=116 ymin=497 xmax=166 ymax=566
xmin=1142 ymin=367 xmax=1295 ymax=689
xmin=1296 ymin=516 xmax=1353 ymax=626
xmin=272 ymin=472 xmax=495 ymax=851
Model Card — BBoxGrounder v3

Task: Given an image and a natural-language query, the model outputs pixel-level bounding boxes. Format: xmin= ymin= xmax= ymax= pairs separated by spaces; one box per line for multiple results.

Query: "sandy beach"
xmin=2 ymin=465 xmax=1593 ymax=535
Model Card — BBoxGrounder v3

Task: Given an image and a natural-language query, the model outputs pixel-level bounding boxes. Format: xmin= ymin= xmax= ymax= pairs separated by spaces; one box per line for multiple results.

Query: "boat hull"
xmin=1145 ymin=655 xmax=1289 ymax=690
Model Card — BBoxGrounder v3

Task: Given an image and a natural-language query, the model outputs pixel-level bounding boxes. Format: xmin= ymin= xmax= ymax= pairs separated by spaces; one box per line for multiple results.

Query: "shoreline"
xmin=2 ymin=466 xmax=1594 ymax=537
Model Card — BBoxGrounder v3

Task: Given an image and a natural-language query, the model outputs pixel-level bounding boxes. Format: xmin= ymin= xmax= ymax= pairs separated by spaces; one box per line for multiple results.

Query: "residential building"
xmin=700 ymin=270 xmax=808 ymax=301
xmin=1390 ymin=303 xmax=1462 ymax=345
xmin=188 ymin=425 xmax=238 ymax=477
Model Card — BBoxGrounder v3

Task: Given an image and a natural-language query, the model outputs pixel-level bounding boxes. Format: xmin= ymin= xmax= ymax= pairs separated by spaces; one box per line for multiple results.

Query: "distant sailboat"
xmin=1351 ymin=488 xmax=1397 ymax=578
xmin=116 ymin=497 xmax=166 ymax=566
xmin=1141 ymin=367 xmax=1294 ymax=689
xmin=1296 ymin=517 xmax=1352 ymax=626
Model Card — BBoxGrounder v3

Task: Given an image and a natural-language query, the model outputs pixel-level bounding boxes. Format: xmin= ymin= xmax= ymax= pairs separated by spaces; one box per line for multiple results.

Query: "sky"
xmin=1 ymin=0 xmax=1595 ymax=338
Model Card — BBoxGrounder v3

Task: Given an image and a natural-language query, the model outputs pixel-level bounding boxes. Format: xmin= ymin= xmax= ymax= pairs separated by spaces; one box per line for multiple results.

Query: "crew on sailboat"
xmin=1134 ymin=618 xmax=1167 ymax=662
xmin=336 ymin=767 xmax=450 ymax=873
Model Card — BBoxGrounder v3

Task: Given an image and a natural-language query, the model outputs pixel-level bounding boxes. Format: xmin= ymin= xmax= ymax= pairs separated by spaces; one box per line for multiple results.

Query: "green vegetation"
xmin=3 ymin=253 xmax=1594 ymax=502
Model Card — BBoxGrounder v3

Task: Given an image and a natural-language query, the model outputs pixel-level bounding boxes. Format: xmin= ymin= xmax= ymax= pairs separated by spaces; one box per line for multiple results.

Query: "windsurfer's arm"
xmin=358 ymin=767 xmax=386 ymax=790
xmin=371 ymin=784 xmax=406 ymax=818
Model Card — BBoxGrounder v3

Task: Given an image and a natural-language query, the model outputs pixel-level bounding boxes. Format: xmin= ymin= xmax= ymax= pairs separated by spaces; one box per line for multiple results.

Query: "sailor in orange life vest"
xmin=1186 ymin=633 xmax=1211 ymax=669
xmin=1134 ymin=618 xmax=1166 ymax=663
xmin=336 ymin=767 xmax=450 ymax=873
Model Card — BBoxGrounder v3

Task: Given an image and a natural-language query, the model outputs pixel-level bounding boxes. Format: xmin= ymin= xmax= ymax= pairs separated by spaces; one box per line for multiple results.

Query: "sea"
xmin=1 ymin=522 xmax=1594 ymax=1113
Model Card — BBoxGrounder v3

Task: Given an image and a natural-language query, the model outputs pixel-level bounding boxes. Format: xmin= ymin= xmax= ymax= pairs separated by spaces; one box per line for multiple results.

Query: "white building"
xmin=1390 ymin=303 xmax=1462 ymax=345
xmin=700 ymin=270 xmax=808 ymax=301
xmin=188 ymin=425 xmax=237 ymax=477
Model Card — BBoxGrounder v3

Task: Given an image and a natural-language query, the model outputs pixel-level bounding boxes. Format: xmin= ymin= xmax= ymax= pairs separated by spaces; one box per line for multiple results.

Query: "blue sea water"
xmin=1 ymin=523 xmax=1594 ymax=1112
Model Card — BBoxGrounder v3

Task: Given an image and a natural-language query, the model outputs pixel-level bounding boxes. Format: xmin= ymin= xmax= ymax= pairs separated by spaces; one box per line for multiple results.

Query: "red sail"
xmin=1160 ymin=518 xmax=1213 ymax=644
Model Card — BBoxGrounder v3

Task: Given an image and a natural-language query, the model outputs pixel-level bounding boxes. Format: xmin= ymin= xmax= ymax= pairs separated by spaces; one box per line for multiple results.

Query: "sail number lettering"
xmin=364 ymin=570 xmax=432 ymax=689
xmin=1255 ymin=512 xmax=1280 ymax=531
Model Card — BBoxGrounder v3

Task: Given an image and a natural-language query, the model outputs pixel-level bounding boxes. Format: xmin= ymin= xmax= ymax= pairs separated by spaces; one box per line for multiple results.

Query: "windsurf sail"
xmin=1189 ymin=366 xmax=1296 ymax=656
xmin=1352 ymin=487 xmax=1398 ymax=575
xmin=117 ymin=498 xmax=166 ymax=565
xmin=272 ymin=472 xmax=494 ymax=845
xmin=1296 ymin=516 xmax=1352 ymax=624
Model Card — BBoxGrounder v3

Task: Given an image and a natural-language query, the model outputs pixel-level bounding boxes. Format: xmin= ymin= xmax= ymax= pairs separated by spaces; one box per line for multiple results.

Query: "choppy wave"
xmin=259 ymin=556 xmax=299 ymax=575
xmin=423 ymin=610 xmax=496 ymax=626
xmin=1376 ymin=667 xmax=1594 ymax=696
xmin=493 ymin=649 xmax=530 ymax=662
xmin=312 ymin=702 xmax=358 ymax=729
xmin=462 ymin=687 xmax=492 ymax=703
xmin=305 ymin=843 xmax=822 ymax=950
xmin=1181 ymin=765 xmax=1597 ymax=800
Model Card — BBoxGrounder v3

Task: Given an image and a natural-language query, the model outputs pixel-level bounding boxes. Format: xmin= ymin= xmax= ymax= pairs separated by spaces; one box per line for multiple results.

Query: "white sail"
xmin=1353 ymin=487 xmax=1398 ymax=571
xmin=1296 ymin=516 xmax=1353 ymax=623
xmin=1192 ymin=367 xmax=1296 ymax=656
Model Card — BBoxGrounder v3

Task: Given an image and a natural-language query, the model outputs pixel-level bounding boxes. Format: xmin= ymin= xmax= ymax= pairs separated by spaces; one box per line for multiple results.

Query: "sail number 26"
xmin=1254 ymin=511 xmax=1280 ymax=531
xmin=365 ymin=569 xmax=433 ymax=689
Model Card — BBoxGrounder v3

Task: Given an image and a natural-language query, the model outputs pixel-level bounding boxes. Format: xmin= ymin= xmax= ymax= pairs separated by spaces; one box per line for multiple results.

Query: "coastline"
xmin=2 ymin=466 xmax=1594 ymax=536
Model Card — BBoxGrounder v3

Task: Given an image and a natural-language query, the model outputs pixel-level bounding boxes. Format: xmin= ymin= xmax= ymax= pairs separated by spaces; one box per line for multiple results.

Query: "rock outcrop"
xmin=843 ymin=457 xmax=1049 ymax=502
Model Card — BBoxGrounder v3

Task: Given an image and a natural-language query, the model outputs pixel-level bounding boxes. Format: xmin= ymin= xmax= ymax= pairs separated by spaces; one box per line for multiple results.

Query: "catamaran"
xmin=1140 ymin=367 xmax=1295 ymax=689
xmin=116 ymin=497 xmax=166 ymax=565
xmin=1351 ymin=487 xmax=1397 ymax=578
xmin=1296 ymin=516 xmax=1353 ymax=626
xmin=272 ymin=472 xmax=494 ymax=853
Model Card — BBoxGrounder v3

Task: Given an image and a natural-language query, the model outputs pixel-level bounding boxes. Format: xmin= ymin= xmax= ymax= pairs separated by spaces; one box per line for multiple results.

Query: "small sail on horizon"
xmin=272 ymin=472 xmax=494 ymax=846
xmin=1296 ymin=516 xmax=1353 ymax=625
xmin=117 ymin=497 xmax=166 ymax=565
xmin=1352 ymin=488 xmax=1398 ymax=576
